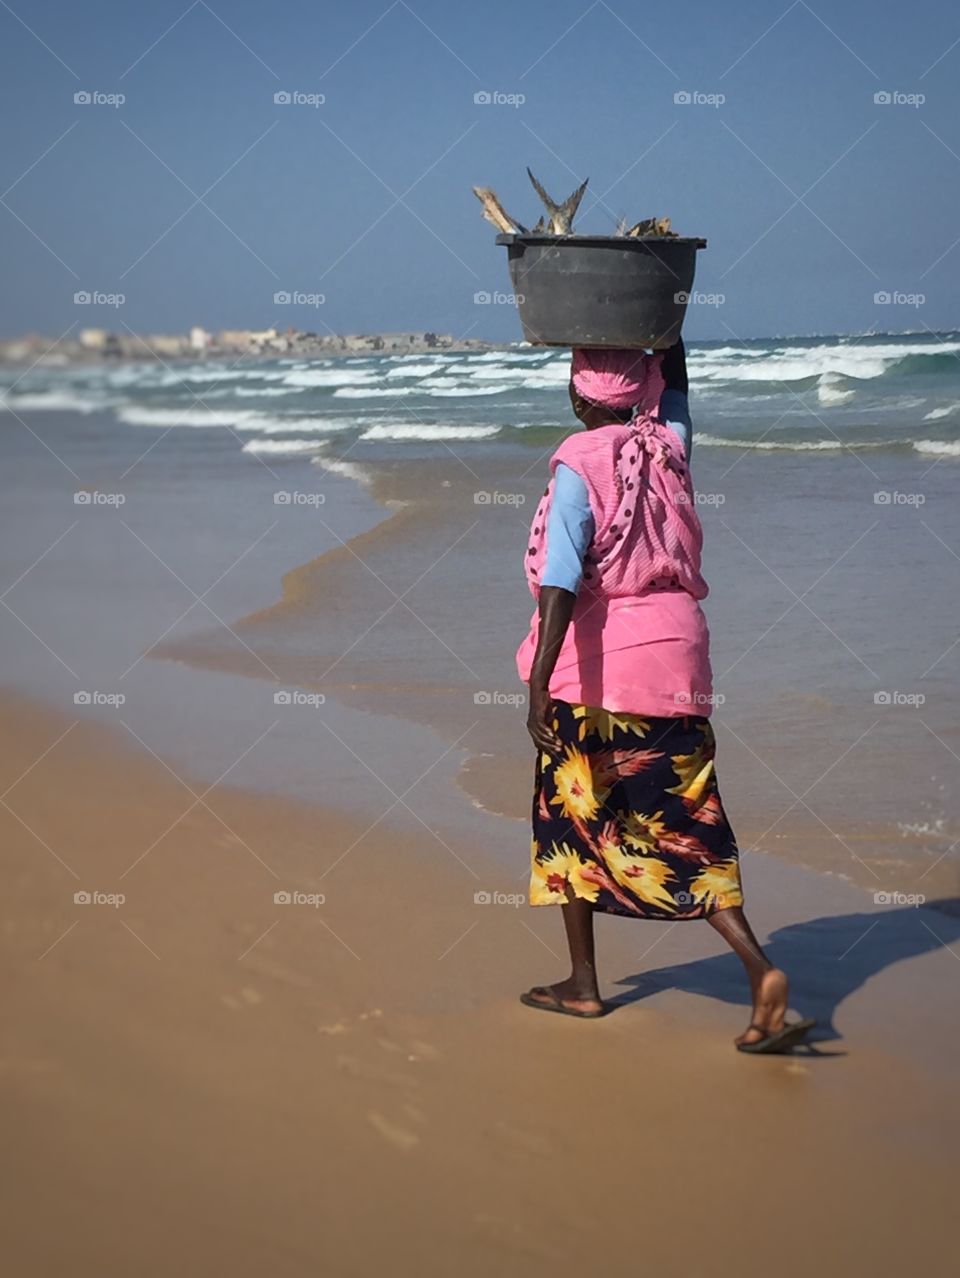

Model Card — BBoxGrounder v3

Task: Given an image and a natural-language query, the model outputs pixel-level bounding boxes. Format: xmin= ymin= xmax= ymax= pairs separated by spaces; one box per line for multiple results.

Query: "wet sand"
xmin=3 ymin=692 xmax=959 ymax=1278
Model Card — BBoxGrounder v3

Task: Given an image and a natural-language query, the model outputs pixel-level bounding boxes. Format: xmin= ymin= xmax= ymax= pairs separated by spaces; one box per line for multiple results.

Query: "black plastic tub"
xmin=496 ymin=233 xmax=707 ymax=349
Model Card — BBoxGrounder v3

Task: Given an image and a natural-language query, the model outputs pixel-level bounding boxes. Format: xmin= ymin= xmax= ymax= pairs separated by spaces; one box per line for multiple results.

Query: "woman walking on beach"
xmin=517 ymin=341 xmax=814 ymax=1052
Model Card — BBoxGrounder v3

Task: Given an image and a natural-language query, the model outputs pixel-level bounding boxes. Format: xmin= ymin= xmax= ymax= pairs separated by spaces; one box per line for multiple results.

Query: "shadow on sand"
xmin=608 ymin=899 xmax=960 ymax=1042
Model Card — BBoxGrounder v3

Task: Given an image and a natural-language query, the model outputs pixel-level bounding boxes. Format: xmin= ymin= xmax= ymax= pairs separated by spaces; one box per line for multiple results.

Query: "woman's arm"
xmin=527 ymin=586 xmax=576 ymax=754
xmin=660 ymin=335 xmax=688 ymax=394
xmin=526 ymin=464 xmax=594 ymax=753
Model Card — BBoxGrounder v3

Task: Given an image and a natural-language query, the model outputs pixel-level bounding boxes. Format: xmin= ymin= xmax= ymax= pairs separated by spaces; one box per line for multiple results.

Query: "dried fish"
xmin=472 ymin=187 xmax=526 ymax=234
xmin=526 ymin=168 xmax=588 ymax=236
xmin=473 ymin=170 xmax=677 ymax=239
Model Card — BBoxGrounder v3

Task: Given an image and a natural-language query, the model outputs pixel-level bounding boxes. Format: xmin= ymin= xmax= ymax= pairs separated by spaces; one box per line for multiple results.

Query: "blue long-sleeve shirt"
xmin=539 ymin=389 xmax=692 ymax=594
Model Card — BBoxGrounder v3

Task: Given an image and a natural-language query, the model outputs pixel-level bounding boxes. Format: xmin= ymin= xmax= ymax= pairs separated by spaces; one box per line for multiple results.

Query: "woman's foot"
xmin=735 ymin=967 xmax=789 ymax=1047
xmin=522 ymin=976 xmax=603 ymax=1017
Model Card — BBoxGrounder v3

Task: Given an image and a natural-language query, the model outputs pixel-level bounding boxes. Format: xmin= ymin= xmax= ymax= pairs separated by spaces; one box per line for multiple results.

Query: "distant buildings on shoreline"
xmin=0 ymin=326 xmax=495 ymax=365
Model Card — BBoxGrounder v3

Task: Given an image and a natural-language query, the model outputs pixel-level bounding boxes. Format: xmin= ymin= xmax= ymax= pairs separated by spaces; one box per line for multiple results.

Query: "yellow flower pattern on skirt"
xmin=531 ymin=701 xmax=744 ymax=920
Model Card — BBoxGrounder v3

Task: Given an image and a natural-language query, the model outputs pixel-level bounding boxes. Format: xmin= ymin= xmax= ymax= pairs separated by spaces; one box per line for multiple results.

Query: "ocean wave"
xmin=817 ymin=373 xmax=856 ymax=406
xmin=384 ymin=363 xmax=446 ymax=378
xmin=242 ymin=438 xmax=327 ymax=455
xmin=359 ymin=423 xmax=500 ymax=441
xmin=0 ymin=390 xmax=107 ymax=413
xmin=696 ymin=340 xmax=960 ymax=386
xmin=116 ymin=406 xmax=357 ymax=432
xmin=310 ymin=455 xmax=373 ymax=485
xmin=912 ymin=439 xmax=960 ymax=457
xmin=333 ymin=385 xmax=424 ymax=398
xmin=282 ymin=367 xmax=381 ymax=388
xmin=923 ymin=401 xmax=960 ymax=421
xmin=695 ymin=433 xmax=892 ymax=452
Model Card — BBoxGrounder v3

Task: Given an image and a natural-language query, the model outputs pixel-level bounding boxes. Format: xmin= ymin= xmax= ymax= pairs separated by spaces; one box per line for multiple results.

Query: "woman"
xmin=516 ymin=341 xmax=814 ymax=1053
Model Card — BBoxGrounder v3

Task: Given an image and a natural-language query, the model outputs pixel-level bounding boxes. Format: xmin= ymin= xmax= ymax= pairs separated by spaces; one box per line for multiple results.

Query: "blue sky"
xmin=1 ymin=0 xmax=958 ymax=340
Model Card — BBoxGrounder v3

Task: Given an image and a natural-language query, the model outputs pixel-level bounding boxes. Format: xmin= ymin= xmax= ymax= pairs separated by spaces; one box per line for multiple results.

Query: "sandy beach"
xmin=3 ymin=691 xmax=959 ymax=1278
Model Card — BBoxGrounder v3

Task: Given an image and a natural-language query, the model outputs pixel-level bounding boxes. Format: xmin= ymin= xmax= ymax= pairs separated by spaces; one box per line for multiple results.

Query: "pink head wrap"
xmin=570 ymin=347 xmax=665 ymax=418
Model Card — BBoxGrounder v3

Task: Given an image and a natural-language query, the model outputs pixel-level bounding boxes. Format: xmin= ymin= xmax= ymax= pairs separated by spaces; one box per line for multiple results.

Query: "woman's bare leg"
xmin=523 ymin=895 xmax=604 ymax=1014
xmin=708 ymin=905 xmax=789 ymax=1045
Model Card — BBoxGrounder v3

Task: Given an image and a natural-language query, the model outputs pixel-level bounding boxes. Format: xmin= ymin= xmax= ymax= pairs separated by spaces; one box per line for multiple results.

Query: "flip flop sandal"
xmin=737 ymin=1017 xmax=817 ymax=1054
xmin=520 ymin=987 xmax=607 ymax=1019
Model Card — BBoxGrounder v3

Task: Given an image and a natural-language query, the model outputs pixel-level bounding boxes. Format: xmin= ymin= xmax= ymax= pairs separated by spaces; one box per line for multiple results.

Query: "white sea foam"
xmin=817 ymin=373 xmax=856 ymax=406
xmin=923 ymin=402 xmax=960 ymax=421
xmin=695 ymin=433 xmax=889 ymax=452
xmin=333 ymin=385 xmax=423 ymax=398
xmin=696 ymin=340 xmax=960 ymax=385
xmin=0 ymin=391 xmax=106 ymax=413
xmin=912 ymin=439 xmax=960 ymax=457
xmin=116 ymin=406 xmax=357 ymax=432
xmin=359 ymin=423 xmax=500 ymax=441
xmin=242 ymin=438 xmax=327 ymax=455
xmin=282 ymin=367 xmax=381 ymax=388
xmin=385 ymin=363 xmax=446 ymax=378
xmin=117 ymin=405 xmax=256 ymax=427
xmin=310 ymin=455 xmax=373 ymax=485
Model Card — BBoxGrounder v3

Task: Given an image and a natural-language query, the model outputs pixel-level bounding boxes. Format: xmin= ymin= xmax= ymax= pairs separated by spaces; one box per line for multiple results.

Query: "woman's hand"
xmin=527 ymin=683 xmax=562 ymax=755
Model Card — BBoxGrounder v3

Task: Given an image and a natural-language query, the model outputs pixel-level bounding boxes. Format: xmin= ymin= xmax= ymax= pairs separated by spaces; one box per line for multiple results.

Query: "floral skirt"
xmin=530 ymin=701 xmax=743 ymax=920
